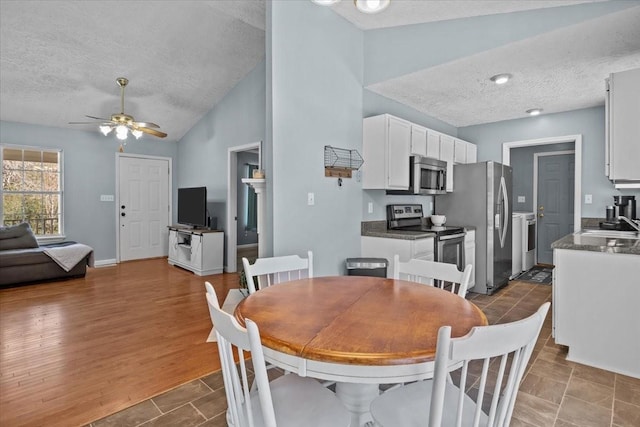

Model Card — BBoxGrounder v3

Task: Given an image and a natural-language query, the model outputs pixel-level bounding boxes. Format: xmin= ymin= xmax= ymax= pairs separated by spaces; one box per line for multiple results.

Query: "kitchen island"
xmin=551 ymin=230 xmax=640 ymax=378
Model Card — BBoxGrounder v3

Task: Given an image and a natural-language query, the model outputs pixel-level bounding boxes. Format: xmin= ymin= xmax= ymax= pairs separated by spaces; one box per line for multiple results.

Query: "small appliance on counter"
xmin=601 ymin=195 xmax=637 ymax=230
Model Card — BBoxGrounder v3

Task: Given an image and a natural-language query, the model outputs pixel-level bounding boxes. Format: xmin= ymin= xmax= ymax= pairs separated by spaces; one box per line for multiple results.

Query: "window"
xmin=245 ymin=164 xmax=258 ymax=231
xmin=1 ymin=145 xmax=64 ymax=237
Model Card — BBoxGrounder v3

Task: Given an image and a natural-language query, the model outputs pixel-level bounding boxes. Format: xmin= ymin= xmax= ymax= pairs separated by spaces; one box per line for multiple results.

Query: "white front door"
xmin=118 ymin=156 xmax=170 ymax=261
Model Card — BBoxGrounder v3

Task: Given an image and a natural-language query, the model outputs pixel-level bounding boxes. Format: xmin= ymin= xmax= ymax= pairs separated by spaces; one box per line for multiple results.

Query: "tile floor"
xmin=89 ymin=280 xmax=640 ymax=427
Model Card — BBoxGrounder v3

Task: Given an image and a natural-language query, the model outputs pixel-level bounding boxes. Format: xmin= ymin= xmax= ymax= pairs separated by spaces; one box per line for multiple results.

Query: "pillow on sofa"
xmin=0 ymin=223 xmax=39 ymax=250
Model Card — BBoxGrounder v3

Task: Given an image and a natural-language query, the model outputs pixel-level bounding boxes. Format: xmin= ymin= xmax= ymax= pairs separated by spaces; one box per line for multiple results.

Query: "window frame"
xmin=1 ymin=144 xmax=65 ymax=242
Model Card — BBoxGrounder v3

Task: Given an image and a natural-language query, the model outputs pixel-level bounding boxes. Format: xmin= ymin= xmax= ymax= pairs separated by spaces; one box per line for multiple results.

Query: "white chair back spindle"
xmin=242 ymin=251 xmax=313 ymax=294
xmin=393 ymin=254 xmax=473 ymax=297
xmin=370 ymin=302 xmax=550 ymax=427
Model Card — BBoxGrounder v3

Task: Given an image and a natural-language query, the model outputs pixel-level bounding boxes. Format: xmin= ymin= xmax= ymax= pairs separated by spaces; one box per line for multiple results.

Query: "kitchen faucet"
xmin=618 ymin=216 xmax=640 ymax=233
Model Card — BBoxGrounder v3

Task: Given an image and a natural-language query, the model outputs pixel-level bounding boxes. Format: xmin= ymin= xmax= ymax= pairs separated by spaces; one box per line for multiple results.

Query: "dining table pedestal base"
xmin=335 ymin=382 xmax=380 ymax=427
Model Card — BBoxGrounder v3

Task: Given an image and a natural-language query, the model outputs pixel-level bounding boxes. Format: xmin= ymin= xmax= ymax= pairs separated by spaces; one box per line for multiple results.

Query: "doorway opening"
xmin=226 ymin=142 xmax=262 ymax=273
xmin=502 ymin=135 xmax=582 ymax=265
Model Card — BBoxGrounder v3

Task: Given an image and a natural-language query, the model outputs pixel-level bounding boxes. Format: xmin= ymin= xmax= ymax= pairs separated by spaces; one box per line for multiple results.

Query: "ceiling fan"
xmin=69 ymin=77 xmax=167 ymax=140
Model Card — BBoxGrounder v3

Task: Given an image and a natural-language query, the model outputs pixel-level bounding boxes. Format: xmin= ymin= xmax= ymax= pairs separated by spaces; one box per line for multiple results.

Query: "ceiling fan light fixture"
xmin=131 ymin=129 xmax=143 ymax=139
xmin=526 ymin=108 xmax=543 ymax=116
xmin=354 ymin=0 xmax=390 ymax=14
xmin=116 ymin=125 xmax=129 ymax=140
xmin=490 ymin=73 xmax=512 ymax=85
xmin=99 ymin=125 xmax=113 ymax=136
xmin=312 ymin=0 xmax=341 ymax=5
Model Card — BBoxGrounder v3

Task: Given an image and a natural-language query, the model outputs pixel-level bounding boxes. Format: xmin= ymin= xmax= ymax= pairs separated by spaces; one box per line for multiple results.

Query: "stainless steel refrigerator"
xmin=437 ymin=161 xmax=512 ymax=295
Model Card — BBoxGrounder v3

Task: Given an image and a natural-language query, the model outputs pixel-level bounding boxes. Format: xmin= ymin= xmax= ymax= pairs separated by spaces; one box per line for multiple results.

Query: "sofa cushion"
xmin=0 ymin=223 xmax=39 ymax=250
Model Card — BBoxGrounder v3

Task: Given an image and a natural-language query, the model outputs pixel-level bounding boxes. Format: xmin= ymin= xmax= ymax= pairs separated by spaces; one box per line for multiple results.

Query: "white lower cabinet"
xmin=464 ymin=230 xmax=476 ymax=290
xmin=553 ymin=248 xmax=640 ymax=377
xmin=361 ymin=236 xmax=434 ymax=278
xmin=168 ymin=227 xmax=224 ymax=276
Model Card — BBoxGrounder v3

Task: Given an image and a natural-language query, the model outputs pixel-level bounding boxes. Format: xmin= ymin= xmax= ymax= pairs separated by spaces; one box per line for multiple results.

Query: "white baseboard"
xmin=94 ymin=259 xmax=117 ymax=267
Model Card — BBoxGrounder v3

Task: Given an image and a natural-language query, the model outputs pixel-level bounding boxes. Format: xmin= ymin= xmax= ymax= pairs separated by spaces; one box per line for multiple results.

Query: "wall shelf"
xmin=324 ymin=145 xmax=364 ymax=178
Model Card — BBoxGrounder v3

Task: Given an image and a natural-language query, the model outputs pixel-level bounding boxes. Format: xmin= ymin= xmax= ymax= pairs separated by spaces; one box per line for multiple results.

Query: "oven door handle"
xmin=438 ymin=233 xmax=466 ymax=241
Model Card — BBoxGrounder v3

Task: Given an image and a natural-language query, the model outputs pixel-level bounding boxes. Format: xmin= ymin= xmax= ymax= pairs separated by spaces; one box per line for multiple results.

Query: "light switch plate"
xmin=585 ymin=194 xmax=593 ymax=204
xmin=518 ymin=196 xmax=525 ymax=203
xmin=100 ymin=195 xmax=114 ymax=202
xmin=307 ymin=192 xmax=315 ymax=206
xmin=368 ymin=202 xmax=373 ymax=214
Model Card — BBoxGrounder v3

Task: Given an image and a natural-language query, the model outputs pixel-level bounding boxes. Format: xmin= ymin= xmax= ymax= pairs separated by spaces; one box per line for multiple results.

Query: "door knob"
xmin=539 ymin=213 xmax=544 ymax=218
xmin=121 ymin=205 xmax=126 ymax=209
xmin=121 ymin=212 xmax=126 ymax=217
xmin=539 ymin=206 xmax=544 ymax=211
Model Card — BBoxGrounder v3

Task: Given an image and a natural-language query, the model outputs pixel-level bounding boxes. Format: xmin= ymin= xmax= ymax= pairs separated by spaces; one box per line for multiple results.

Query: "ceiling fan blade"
xmin=135 ymin=126 xmax=167 ymax=138
xmin=85 ymin=115 xmax=112 ymax=121
xmin=69 ymin=121 xmax=104 ymax=125
xmin=133 ymin=121 xmax=160 ymax=129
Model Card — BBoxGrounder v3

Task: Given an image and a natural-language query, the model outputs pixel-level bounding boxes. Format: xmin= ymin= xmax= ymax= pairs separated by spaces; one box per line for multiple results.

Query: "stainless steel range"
xmin=387 ymin=204 xmax=466 ymax=271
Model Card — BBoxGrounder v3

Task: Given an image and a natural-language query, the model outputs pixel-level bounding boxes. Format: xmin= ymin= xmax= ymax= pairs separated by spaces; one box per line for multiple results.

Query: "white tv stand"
xmin=168 ymin=226 xmax=224 ymax=276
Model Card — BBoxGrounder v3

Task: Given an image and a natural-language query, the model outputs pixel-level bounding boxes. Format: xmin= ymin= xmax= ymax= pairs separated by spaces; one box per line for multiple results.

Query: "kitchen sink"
xmin=580 ymin=229 xmax=640 ymax=239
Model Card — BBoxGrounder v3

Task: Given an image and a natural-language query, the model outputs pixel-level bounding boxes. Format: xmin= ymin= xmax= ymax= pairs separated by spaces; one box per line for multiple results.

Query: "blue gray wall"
xmin=268 ymin=0 xmax=363 ymax=275
xmin=511 ymin=143 xmax=575 ymax=212
xmin=178 ymin=59 xmax=266 ymax=201
xmin=0 ymin=121 xmax=178 ymax=261
xmin=458 ymin=107 xmax=640 ymax=218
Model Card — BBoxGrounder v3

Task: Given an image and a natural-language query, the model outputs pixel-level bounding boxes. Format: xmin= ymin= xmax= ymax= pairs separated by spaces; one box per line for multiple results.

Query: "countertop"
xmin=361 ymin=221 xmax=475 ymax=241
xmin=551 ymin=230 xmax=640 ymax=255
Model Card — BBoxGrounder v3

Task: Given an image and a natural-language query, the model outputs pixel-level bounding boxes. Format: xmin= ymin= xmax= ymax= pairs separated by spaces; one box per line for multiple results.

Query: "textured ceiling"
xmin=1 ymin=0 xmax=639 ymax=142
xmin=329 ymin=0 xmax=604 ymax=30
xmin=366 ymin=4 xmax=640 ymax=127
xmin=0 ymin=1 xmax=266 ymax=143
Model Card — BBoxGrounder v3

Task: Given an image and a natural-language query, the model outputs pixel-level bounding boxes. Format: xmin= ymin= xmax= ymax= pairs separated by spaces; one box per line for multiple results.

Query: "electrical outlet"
xmin=585 ymin=194 xmax=593 ymax=204
xmin=307 ymin=192 xmax=315 ymax=206
xmin=368 ymin=202 xmax=373 ymax=214
xmin=100 ymin=195 xmax=114 ymax=202
xmin=518 ymin=196 xmax=525 ymax=203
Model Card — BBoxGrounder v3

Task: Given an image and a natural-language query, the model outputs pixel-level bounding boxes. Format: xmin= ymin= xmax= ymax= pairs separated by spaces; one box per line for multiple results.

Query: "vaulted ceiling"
xmin=1 ymin=0 xmax=639 ymax=143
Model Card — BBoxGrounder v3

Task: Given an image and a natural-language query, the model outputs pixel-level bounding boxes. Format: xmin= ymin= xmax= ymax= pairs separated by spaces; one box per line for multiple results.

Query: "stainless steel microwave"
xmin=387 ymin=156 xmax=447 ymax=195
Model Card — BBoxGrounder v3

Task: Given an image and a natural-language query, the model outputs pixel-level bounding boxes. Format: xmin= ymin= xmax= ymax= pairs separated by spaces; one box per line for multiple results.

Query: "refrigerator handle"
xmin=499 ymin=175 xmax=509 ymax=248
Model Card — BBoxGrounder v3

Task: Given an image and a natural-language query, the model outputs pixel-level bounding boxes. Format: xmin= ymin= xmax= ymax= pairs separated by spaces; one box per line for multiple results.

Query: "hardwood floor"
xmin=3 ymin=261 xmax=639 ymax=427
xmin=0 ymin=259 xmax=240 ymax=427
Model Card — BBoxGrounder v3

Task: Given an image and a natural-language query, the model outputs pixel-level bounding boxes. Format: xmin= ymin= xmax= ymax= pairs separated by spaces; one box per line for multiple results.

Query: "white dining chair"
xmin=205 ymin=291 xmax=350 ymax=427
xmin=393 ymin=254 xmax=473 ymax=297
xmin=242 ymin=251 xmax=313 ymax=294
xmin=370 ymin=302 xmax=550 ymax=427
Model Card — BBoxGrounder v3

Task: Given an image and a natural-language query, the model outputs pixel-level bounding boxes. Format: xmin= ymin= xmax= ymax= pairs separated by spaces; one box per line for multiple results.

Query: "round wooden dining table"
xmin=234 ymin=275 xmax=487 ymax=426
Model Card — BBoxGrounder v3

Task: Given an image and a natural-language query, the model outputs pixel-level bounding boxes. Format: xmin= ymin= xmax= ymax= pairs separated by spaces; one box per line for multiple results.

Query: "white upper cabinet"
xmin=362 ymin=114 xmax=477 ymax=193
xmin=440 ymin=134 xmax=455 ymax=192
xmin=606 ymin=68 xmax=640 ymax=182
xmin=410 ymin=124 xmax=428 ymax=157
xmin=454 ymin=138 xmax=467 ymax=164
xmin=362 ymin=114 xmax=411 ymax=190
xmin=426 ymin=130 xmax=441 ymax=159
xmin=466 ymin=143 xmax=477 ymax=163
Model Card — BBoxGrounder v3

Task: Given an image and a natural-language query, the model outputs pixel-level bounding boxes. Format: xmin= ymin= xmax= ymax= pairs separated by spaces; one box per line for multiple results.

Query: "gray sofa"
xmin=0 ymin=223 xmax=91 ymax=287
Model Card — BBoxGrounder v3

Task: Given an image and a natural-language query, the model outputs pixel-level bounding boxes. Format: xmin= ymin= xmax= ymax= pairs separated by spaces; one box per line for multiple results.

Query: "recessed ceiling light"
xmin=490 ymin=74 xmax=512 ymax=85
xmin=354 ymin=0 xmax=391 ymax=14
xmin=526 ymin=108 xmax=543 ymax=116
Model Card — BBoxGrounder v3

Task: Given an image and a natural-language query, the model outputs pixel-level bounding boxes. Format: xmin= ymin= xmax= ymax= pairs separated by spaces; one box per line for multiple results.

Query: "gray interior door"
xmin=537 ymin=154 xmax=574 ymax=264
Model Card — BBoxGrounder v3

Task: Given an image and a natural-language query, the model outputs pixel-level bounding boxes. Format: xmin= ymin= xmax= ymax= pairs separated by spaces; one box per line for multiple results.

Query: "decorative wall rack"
xmin=324 ymin=145 xmax=364 ymax=179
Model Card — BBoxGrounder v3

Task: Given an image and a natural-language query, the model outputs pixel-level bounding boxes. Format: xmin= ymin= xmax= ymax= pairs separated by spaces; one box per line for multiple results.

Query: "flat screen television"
xmin=177 ymin=187 xmax=208 ymax=228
